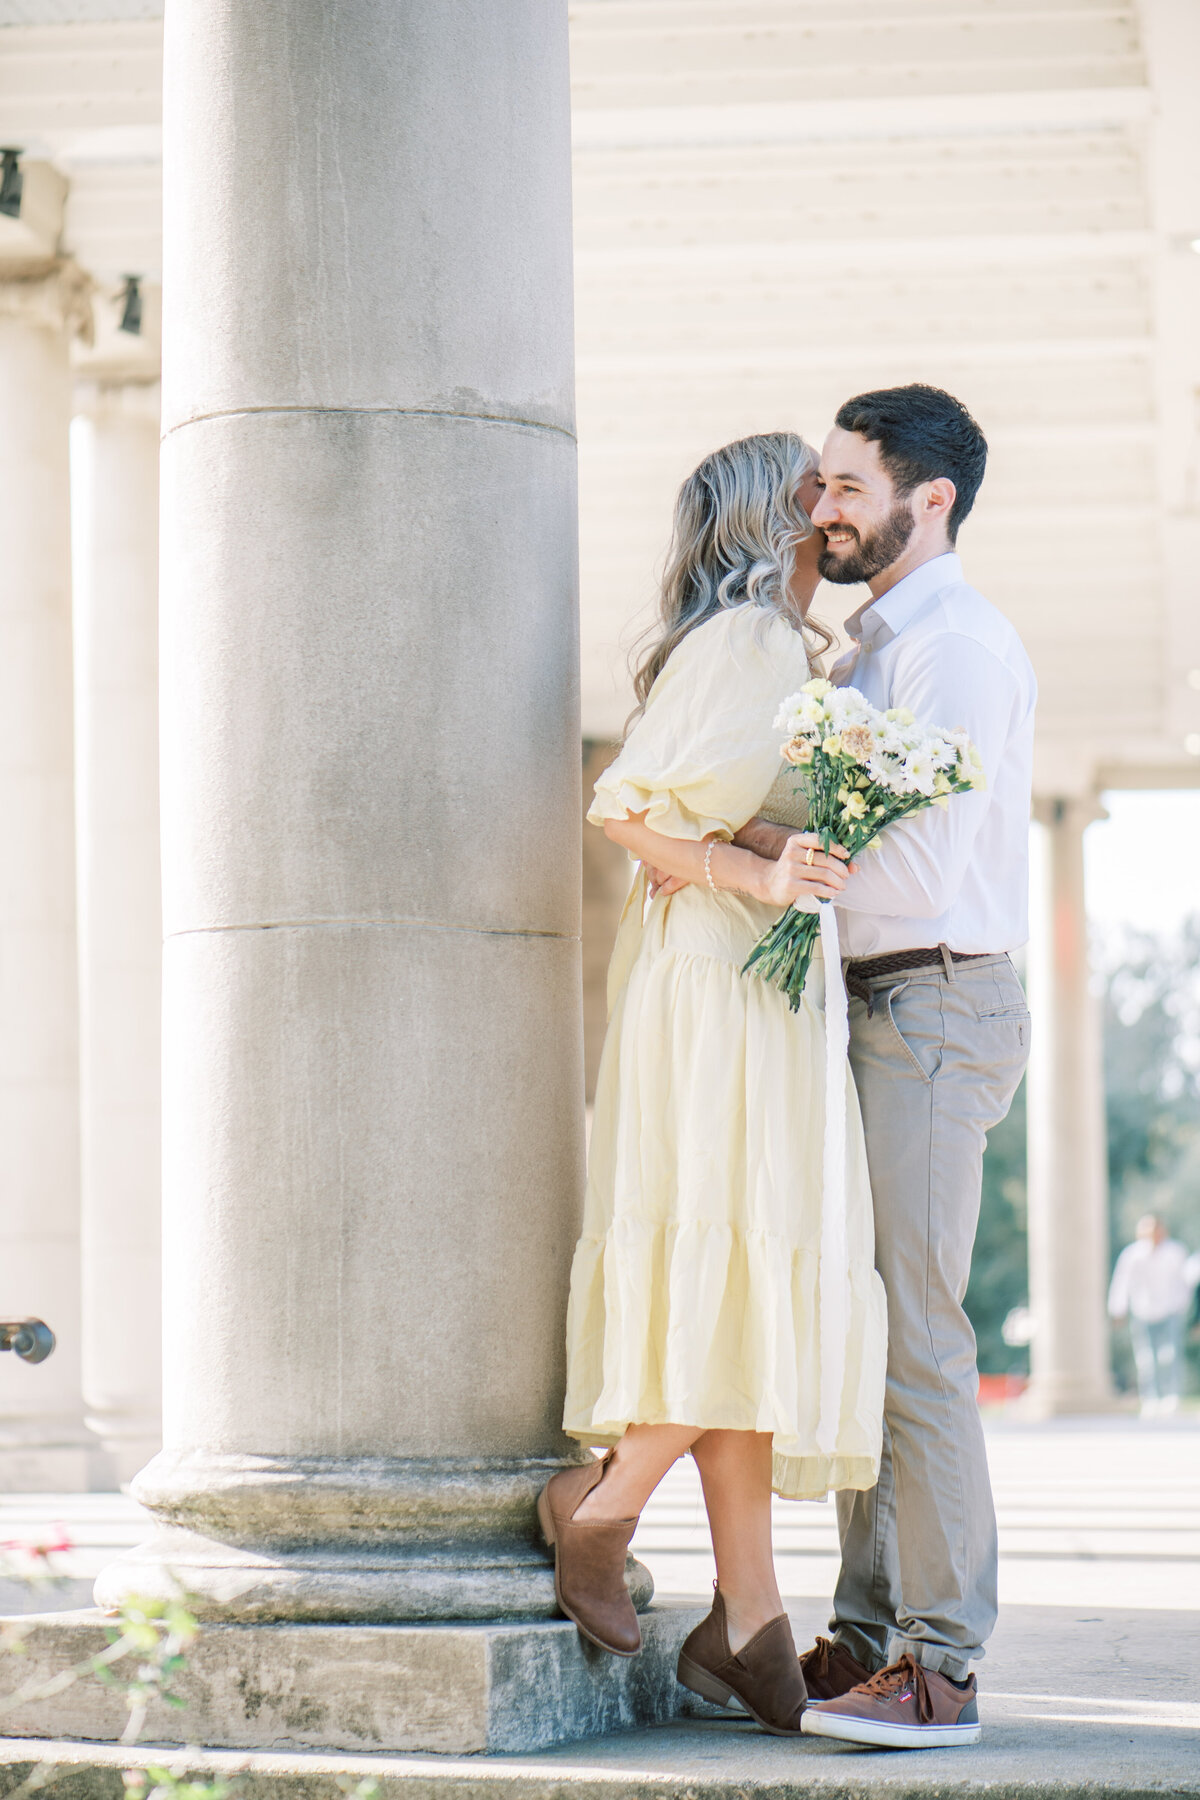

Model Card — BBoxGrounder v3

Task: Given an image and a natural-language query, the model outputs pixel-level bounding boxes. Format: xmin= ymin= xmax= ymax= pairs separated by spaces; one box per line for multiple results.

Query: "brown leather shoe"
xmin=677 ymin=1589 xmax=807 ymax=1735
xmin=799 ymin=1634 xmax=873 ymax=1700
xmin=536 ymin=1453 xmax=641 ymax=1657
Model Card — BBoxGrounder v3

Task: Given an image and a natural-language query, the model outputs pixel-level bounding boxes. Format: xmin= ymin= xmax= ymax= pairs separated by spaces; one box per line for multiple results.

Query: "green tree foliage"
xmin=965 ymin=918 xmax=1200 ymax=1385
xmin=965 ymin=1075 xmax=1029 ymax=1374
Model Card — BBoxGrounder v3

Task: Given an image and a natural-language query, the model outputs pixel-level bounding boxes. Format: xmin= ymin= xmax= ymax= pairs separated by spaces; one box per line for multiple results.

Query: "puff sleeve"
xmin=588 ymin=606 xmax=813 ymax=842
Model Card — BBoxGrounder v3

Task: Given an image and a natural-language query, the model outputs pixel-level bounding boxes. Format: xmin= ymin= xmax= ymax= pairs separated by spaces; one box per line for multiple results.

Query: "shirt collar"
xmin=845 ymin=552 xmax=962 ymax=651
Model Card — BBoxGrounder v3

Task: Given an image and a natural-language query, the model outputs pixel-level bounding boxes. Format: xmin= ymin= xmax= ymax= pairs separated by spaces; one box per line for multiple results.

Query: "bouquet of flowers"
xmin=743 ymin=678 xmax=986 ymax=1011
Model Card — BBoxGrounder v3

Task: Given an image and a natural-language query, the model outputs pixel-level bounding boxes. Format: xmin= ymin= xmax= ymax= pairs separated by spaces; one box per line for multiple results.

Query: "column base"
xmin=95 ymin=1449 xmax=654 ymax=1624
xmin=0 ymin=1604 xmax=707 ymax=1754
xmin=1016 ymin=1378 xmax=1118 ymax=1421
xmin=82 ymin=1412 xmax=162 ymax=1491
xmin=0 ymin=1433 xmax=95 ymax=1494
xmin=93 ymin=1521 xmax=654 ymax=1624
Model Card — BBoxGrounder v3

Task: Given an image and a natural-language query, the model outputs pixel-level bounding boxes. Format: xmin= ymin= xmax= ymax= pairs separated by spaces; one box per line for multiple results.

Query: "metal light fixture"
xmin=118 ymin=274 xmax=142 ymax=335
xmin=0 ymin=1319 xmax=54 ymax=1363
xmin=0 ymin=149 xmax=22 ymax=220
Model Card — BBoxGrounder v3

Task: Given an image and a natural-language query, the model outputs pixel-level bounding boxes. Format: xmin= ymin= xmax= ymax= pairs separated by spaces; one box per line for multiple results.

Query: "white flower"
xmin=866 ymin=751 xmax=905 ymax=790
xmin=824 ymin=686 xmax=872 ymax=729
xmin=775 ymin=691 xmax=825 ymax=736
xmin=869 ymin=717 xmax=905 ymax=757
xmin=902 ymin=751 xmax=937 ymax=796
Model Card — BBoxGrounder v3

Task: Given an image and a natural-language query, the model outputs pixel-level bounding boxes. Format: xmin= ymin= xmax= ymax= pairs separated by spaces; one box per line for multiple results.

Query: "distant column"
xmin=1024 ymin=796 xmax=1113 ymax=1415
xmin=72 ymin=380 xmax=163 ymax=1487
xmin=0 ymin=266 xmax=92 ymax=1488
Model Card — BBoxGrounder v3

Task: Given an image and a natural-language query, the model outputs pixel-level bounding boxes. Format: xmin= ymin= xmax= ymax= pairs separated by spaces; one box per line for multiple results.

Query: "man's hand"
xmin=733 ymin=816 xmax=793 ymax=861
xmin=644 ymin=863 xmax=688 ymax=898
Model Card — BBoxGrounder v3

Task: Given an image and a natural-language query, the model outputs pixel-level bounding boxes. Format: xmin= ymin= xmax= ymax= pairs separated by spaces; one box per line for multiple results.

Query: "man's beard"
xmin=817 ymin=500 xmax=916 ymax=584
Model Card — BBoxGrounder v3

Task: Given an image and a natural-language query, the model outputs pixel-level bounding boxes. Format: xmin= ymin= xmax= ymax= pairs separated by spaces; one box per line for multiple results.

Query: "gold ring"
xmin=805 ymin=847 xmax=816 ymax=866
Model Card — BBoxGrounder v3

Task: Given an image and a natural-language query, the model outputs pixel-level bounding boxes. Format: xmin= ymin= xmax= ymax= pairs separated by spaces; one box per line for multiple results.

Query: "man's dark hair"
xmin=834 ymin=383 xmax=987 ymax=540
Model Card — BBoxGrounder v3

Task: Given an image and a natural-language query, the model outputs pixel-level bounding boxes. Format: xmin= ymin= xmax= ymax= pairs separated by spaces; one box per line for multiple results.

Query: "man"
xmin=740 ymin=384 xmax=1036 ymax=1748
xmin=1108 ymin=1214 xmax=1196 ymax=1417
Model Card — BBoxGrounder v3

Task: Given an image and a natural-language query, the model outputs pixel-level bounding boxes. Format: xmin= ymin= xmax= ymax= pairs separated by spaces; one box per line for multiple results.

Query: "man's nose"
xmin=810 ymin=490 xmax=837 ymax=527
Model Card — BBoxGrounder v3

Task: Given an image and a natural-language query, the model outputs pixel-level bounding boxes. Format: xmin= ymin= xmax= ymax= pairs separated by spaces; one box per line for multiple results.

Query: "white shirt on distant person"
xmin=1107 ymin=1236 xmax=1196 ymax=1324
xmin=830 ymin=552 xmax=1037 ymax=960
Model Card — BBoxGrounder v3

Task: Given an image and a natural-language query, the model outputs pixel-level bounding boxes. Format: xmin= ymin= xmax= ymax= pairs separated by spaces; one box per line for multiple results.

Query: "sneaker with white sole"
xmin=800 ymin=1652 xmax=981 ymax=1749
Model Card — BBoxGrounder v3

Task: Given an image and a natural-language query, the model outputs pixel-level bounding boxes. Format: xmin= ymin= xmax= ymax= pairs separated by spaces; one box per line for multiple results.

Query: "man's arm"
xmin=835 ymin=632 xmax=1022 ymax=921
xmin=733 ymin=817 xmax=793 ymax=861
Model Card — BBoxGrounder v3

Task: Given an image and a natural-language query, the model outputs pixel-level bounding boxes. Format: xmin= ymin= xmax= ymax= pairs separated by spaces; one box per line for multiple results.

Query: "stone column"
xmin=95 ymin=5 xmax=668 ymax=1706
xmin=0 ymin=266 xmax=92 ymax=1488
xmin=1024 ymin=796 xmax=1113 ymax=1415
xmin=71 ymin=381 xmax=162 ymax=1487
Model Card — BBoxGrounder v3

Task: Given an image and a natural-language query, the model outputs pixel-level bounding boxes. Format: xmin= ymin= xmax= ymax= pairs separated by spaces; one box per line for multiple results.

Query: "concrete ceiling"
xmin=2 ymin=0 xmax=1198 ymax=793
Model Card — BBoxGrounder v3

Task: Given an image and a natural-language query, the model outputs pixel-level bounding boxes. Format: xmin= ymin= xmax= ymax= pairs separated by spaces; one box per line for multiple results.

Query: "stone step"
xmin=3 ymin=1603 xmax=1198 ymax=1794
xmin=3 ymin=1706 xmax=1200 ymax=1800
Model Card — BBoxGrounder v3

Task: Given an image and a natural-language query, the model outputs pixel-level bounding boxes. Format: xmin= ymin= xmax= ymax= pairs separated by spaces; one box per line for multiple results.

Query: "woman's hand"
xmin=758 ymin=832 xmax=852 ymax=908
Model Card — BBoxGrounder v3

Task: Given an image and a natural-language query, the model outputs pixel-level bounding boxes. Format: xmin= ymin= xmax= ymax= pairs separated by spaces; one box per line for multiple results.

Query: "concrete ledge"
xmin=0 ymin=1605 xmax=707 ymax=1756
xmin=3 ymin=1712 xmax=1200 ymax=1800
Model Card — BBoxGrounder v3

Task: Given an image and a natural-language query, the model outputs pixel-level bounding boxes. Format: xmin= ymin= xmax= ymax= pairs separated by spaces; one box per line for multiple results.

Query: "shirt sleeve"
xmin=589 ymin=607 xmax=812 ymax=842
xmin=1107 ymin=1246 xmax=1133 ymax=1318
xmin=835 ymin=630 xmax=1023 ymax=921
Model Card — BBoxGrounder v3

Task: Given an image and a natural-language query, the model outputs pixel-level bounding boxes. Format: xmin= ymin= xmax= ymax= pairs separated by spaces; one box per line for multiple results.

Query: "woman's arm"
xmin=604 ymin=812 xmax=851 ymax=906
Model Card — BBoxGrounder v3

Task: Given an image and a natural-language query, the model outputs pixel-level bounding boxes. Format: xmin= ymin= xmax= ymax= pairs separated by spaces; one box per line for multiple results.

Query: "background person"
xmin=1108 ymin=1214 xmax=1195 ymax=1416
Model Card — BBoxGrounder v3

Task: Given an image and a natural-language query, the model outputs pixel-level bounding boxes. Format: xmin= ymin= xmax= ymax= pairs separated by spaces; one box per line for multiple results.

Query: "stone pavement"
xmin=1 ymin=1417 xmax=1198 ymax=1795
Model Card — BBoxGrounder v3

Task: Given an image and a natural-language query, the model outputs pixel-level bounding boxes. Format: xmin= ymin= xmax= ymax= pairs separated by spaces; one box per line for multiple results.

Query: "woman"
xmin=537 ymin=432 xmax=887 ymax=1735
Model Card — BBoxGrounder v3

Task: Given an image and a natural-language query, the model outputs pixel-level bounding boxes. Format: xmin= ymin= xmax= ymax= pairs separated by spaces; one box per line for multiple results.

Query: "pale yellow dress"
xmin=563 ymin=604 xmax=887 ymax=1501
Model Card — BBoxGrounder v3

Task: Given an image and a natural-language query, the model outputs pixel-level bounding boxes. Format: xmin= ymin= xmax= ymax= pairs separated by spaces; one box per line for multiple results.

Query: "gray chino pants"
xmin=831 ymin=953 xmax=1030 ymax=1680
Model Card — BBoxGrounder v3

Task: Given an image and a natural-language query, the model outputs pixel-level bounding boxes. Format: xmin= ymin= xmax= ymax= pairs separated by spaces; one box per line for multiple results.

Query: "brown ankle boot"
xmin=677 ymin=1589 xmax=807 ymax=1735
xmin=536 ymin=1453 xmax=641 ymax=1657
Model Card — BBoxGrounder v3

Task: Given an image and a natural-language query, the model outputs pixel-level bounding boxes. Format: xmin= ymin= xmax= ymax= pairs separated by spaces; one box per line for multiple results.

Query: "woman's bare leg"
xmin=573 ymin=1421 xmax=701 ymax=1522
xmin=692 ymin=1429 xmax=784 ymax=1654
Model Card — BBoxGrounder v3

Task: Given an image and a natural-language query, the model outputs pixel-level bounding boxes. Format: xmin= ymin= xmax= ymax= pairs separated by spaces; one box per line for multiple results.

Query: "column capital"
xmin=1032 ymin=792 xmax=1108 ymax=831
xmin=0 ymin=260 xmax=94 ymax=345
xmin=73 ymin=377 xmax=161 ymax=423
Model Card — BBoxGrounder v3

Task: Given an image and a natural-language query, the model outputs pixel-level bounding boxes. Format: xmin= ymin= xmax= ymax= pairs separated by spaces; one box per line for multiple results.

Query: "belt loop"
xmin=939 ymin=942 xmax=956 ymax=982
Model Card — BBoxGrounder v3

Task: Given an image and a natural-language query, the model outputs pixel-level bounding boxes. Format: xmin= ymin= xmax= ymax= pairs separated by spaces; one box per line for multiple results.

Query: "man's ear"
xmin=923 ymin=477 xmax=957 ymax=524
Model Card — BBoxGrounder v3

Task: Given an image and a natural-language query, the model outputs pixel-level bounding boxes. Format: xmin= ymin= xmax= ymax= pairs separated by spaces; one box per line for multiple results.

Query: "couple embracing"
xmin=538 ymin=384 xmax=1035 ymax=1750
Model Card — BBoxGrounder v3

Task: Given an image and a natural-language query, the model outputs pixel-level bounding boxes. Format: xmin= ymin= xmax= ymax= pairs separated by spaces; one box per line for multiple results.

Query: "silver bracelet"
xmin=704 ymin=841 xmax=717 ymax=893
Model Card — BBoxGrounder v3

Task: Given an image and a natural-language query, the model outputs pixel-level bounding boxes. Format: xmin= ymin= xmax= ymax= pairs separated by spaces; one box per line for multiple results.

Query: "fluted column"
xmin=72 ymin=381 xmax=163 ymax=1487
xmin=0 ymin=265 xmax=92 ymax=1488
xmin=97 ymin=0 xmax=608 ymax=1622
xmin=1024 ymin=796 xmax=1113 ymax=1415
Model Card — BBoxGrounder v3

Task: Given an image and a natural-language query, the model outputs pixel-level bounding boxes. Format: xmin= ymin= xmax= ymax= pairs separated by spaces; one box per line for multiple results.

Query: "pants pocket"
xmin=881 ymin=980 xmax=945 ymax=1084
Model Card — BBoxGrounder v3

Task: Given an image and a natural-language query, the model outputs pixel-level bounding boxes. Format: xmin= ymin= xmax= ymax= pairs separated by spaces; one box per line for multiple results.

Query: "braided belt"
xmin=845 ymin=945 xmax=997 ymax=1005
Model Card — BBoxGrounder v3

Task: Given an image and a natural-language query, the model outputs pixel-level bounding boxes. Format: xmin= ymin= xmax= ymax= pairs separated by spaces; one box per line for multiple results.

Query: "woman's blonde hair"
xmin=629 ymin=431 xmax=833 ymax=725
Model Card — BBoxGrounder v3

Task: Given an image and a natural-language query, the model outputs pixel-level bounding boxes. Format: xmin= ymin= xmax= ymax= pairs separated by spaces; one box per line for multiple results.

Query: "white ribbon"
xmin=816 ymin=900 xmax=849 ymax=1455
